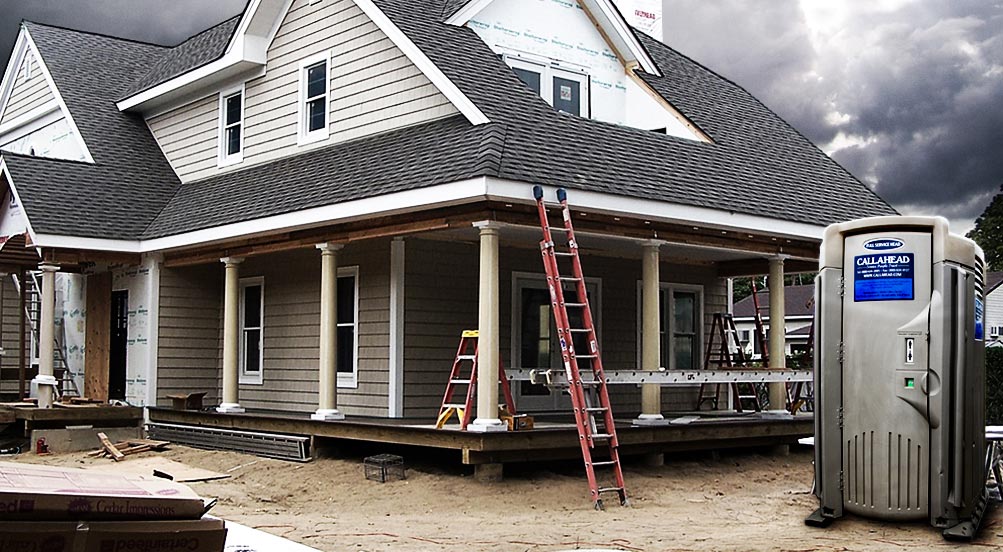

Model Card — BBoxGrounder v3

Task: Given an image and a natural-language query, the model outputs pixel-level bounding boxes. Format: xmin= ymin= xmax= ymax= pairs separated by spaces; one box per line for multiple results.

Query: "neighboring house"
xmin=0 ymin=0 xmax=896 ymax=425
xmin=984 ymin=272 xmax=1003 ymax=347
xmin=732 ymin=284 xmax=814 ymax=362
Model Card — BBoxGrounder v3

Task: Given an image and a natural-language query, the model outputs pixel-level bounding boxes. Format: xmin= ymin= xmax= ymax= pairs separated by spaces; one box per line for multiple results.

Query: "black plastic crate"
xmin=364 ymin=454 xmax=406 ymax=483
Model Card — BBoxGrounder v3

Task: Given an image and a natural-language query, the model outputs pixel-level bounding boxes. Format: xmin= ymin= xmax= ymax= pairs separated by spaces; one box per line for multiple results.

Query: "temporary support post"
xmin=768 ymin=255 xmax=788 ymax=410
xmin=313 ymin=243 xmax=345 ymax=421
xmin=33 ymin=263 xmax=59 ymax=408
xmin=469 ymin=221 xmax=506 ymax=432
xmin=636 ymin=240 xmax=668 ymax=427
xmin=217 ymin=257 xmax=245 ymax=413
xmin=17 ymin=268 xmax=26 ymax=399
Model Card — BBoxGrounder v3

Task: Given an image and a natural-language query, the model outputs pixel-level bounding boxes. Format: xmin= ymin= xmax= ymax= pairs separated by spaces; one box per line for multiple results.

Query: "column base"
xmin=467 ymin=418 xmax=508 ymax=432
xmin=216 ymin=403 xmax=245 ymax=414
xmin=311 ymin=409 xmax=346 ymax=421
xmin=632 ymin=413 xmax=670 ymax=426
xmin=31 ymin=375 xmax=58 ymax=409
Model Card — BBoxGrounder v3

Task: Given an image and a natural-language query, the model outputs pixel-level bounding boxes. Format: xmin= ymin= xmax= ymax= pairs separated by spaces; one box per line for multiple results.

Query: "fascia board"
xmin=0 ymin=30 xmax=30 ymax=123
xmin=30 ymin=177 xmax=825 ymax=255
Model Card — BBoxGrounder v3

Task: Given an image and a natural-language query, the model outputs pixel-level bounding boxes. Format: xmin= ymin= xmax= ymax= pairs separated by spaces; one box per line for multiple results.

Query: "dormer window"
xmin=218 ymin=85 xmax=244 ymax=166
xmin=505 ymin=55 xmax=590 ymax=118
xmin=298 ymin=52 xmax=330 ymax=145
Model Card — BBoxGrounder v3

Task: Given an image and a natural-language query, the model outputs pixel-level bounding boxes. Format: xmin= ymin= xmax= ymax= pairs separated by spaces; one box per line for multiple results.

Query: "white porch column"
xmin=217 ymin=257 xmax=245 ymax=413
xmin=635 ymin=240 xmax=668 ymax=426
xmin=469 ymin=221 xmax=506 ymax=432
xmin=313 ymin=243 xmax=346 ymax=421
xmin=768 ymin=255 xmax=788 ymax=411
xmin=33 ymin=263 xmax=59 ymax=408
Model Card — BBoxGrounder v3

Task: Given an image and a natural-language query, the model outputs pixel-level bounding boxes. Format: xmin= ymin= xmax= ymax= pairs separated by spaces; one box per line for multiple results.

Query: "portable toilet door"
xmin=808 ymin=215 xmax=989 ymax=540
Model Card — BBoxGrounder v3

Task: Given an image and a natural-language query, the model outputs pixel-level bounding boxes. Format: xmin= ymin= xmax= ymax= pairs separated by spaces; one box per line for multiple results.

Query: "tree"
xmin=967 ymin=184 xmax=1003 ymax=271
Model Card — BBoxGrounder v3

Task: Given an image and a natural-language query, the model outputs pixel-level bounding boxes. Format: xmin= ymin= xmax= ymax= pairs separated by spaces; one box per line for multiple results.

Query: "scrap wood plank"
xmin=97 ymin=432 xmax=125 ymax=461
xmin=89 ymin=438 xmax=169 ymax=459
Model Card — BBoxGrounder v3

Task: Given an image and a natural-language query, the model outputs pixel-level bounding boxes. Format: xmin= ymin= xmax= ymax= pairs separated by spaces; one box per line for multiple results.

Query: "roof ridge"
xmin=21 ymin=20 xmax=169 ymax=49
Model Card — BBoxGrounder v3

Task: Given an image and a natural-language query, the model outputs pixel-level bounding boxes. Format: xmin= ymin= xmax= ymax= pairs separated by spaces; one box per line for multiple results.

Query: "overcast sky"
xmin=664 ymin=0 xmax=1003 ymax=233
xmin=1 ymin=0 xmax=1000 ymax=233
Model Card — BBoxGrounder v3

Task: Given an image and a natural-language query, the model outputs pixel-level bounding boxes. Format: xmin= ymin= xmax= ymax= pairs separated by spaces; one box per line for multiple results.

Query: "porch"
xmin=147 ymin=406 xmax=812 ymax=468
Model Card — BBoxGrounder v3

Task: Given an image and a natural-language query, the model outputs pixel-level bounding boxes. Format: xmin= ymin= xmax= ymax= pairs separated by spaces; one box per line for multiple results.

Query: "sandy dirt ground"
xmin=11 ymin=445 xmax=1002 ymax=551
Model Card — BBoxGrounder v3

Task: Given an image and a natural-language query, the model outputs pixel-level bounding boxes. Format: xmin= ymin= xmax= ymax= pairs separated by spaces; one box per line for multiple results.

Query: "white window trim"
xmin=635 ymin=281 xmax=704 ymax=371
xmin=217 ymin=83 xmax=245 ymax=167
xmin=510 ymin=271 xmax=603 ymax=372
xmin=297 ymin=51 xmax=331 ymax=146
xmin=337 ymin=265 xmax=360 ymax=389
xmin=502 ymin=53 xmax=590 ymax=118
xmin=239 ymin=276 xmax=265 ymax=385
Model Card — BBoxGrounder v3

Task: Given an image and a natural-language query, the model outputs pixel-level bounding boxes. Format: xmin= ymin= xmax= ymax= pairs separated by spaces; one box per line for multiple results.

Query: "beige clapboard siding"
xmin=147 ymin=0 xmax=458 ymax=183
xmin=0 ymin=278 xmax=27 ymax=398
xmin=147 ymin=95 xmax=218 ymax=178
xmin=1 ymin=52 xmax=55 ymax=126
xmin=157 ymin=264 xmax=222 ymax=406
xmin=231 ymin=242 xmax=390 ymax=416
xmin=402 ymin=238 xmax=727 ymax=418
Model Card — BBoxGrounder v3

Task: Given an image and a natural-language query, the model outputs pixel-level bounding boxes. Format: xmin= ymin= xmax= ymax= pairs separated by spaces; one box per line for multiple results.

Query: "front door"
xmin=109 ymin=290 xmax=128 ymax=401
xmin=514 ymin=276 xmax=598 ymax=412
xmin=841 ymin=231 xmax=931 ymax=519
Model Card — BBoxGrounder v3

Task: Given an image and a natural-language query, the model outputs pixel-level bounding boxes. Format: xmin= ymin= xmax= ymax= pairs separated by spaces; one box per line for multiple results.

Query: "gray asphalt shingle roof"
xmin=4 ymin=1 xmax=897 ymax=243
xmin=123 ymin=15 xmax=242 ymax=99
xmin=4 ymin=23 xmax=180 ymax=239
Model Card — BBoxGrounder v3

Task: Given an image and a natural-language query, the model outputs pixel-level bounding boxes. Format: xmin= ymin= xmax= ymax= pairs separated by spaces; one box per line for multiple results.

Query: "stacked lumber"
xmin=90 ymin=433 xmax=169 ymax=461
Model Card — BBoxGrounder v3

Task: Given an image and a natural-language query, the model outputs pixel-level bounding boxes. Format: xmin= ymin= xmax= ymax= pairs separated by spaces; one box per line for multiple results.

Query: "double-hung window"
xmin=504 ymin=55 xmax=590 ymax=118
xmin=298 ymin=52 xmax=330 ymax=144
xmin=639 ymin=283 xmax=703 ymax=370
xmin=336 ymin=267 xmax=359 ymax=387
xmin=239 ymin=277 xmax=264 ymax=384
xmin=218 ymin=85 xmax=244 ymax=165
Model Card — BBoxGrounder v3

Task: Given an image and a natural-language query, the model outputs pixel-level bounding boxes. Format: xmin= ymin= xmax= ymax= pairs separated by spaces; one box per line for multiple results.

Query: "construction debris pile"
xmin=0 ymin=461 xmax=226 ymax=551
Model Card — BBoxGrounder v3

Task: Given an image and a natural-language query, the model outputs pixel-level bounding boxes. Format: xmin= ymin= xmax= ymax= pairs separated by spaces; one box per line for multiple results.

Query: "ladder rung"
xmin=442 ymin=403 xmax=466 ymax=409
xmin=576 ymin=354 xmax=596 ymax=359
xmin=569 ymin=328 xmax=592 ymax=333
xmin=456 ymin=355 xmax=476 ymax=361
xmin=598 ymin=487 xmax=624 ymax=493
xmin=554 ymin=251 xmax=575 ymax=257
xmin=591 ymin=433 xmax=612 ymax=440
xmin=591 ymin=460 xmax=617 ymax=467
xmin=559 ymin=277 xmax=581 ymax=282
xmin=585 ymin=407 xmax=608 ymax=412
xmin=564 ymin=302 xmax=586 ymax=307
xmin=450 ymin=379 xmax=472 ymax=384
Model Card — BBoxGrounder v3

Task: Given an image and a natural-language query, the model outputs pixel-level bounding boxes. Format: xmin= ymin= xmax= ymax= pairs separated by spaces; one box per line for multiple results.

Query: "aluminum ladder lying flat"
xmin=534 ymin=185 xmax=627 ymax=510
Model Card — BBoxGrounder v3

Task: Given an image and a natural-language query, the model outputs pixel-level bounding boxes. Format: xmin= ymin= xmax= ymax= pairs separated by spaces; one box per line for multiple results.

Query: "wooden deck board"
xmin=148 ymin=408 xmax=812 ymax=465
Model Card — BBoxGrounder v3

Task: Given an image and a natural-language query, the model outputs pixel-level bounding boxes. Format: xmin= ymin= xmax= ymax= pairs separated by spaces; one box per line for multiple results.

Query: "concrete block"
xmin=31 ymin=426 xmax=143 ymax=454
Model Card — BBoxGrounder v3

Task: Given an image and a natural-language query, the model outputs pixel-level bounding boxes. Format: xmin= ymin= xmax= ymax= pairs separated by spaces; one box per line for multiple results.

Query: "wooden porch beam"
xmin=715 ymin=258 xmax=819 ymax=278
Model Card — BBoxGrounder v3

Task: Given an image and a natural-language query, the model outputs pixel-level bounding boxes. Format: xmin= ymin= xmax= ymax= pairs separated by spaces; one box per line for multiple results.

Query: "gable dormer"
xmin=0 ymin=26 xmax=91 ymax=162
xmin=449 ymin=0 xmax=706 ymax=141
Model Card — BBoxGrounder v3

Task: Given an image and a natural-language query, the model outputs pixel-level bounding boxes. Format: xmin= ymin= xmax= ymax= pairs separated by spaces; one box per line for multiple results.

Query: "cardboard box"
xmin=0 ymin=517 xmax=226 ymax=552
xmin=0 ymin=462 xmax=207 ymax=521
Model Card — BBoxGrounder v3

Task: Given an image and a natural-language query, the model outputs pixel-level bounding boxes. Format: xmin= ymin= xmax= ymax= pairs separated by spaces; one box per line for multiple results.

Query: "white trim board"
xmin=24 ymin=176 xmax=827 ymax=255
xmin=446 ymin=0 xmax=660 ymax=77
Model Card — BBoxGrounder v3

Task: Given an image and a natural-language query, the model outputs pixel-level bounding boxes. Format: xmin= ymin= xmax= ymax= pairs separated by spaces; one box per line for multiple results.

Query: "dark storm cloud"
xmin=665 ymin=0 xmax=1003 ymax=229
xmin=0 ymin=0 xmax=247 ymax=70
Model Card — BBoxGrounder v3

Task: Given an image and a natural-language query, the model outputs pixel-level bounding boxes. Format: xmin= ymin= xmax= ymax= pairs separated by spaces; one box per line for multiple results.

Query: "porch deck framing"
xmin=147 ymin=407 xmax=812 ymax=465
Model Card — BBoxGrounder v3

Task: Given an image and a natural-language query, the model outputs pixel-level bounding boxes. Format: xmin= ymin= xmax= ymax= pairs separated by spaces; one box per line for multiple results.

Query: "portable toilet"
xmin=807 ymin=216 xmax=990 ymax=539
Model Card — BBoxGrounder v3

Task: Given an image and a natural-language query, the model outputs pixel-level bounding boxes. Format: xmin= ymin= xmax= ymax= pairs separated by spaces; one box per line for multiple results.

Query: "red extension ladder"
xmin=533 ymin=185 xmax=627 ymax=510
